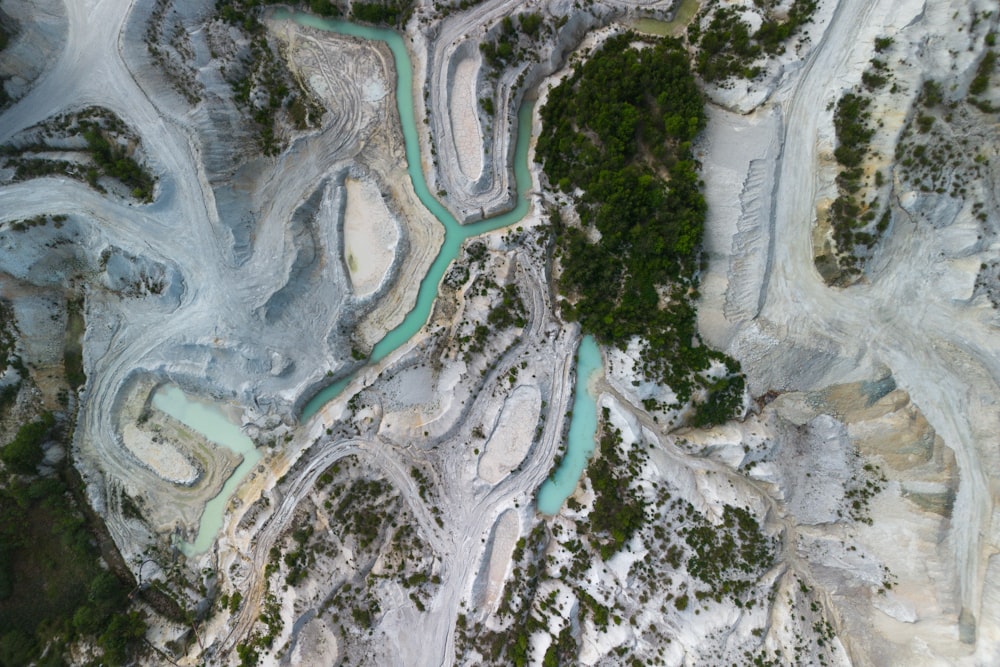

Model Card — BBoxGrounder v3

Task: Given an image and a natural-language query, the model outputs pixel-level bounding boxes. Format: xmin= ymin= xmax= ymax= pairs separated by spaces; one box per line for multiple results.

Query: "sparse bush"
xmin=1 ymin=412 xmax=54 ymax=474
xmin=969 ymin=51 xmax=995 ymax=96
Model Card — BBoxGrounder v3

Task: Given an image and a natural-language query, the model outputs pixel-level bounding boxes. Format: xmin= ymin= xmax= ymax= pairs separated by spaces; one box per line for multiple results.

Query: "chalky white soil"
xmin=1 ymin=0 xmax=999 ymax=665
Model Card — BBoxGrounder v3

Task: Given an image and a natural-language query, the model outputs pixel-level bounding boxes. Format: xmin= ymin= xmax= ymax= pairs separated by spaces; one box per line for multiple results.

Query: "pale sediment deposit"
xmin=342 ymin=176 xmax=399 ymax=297
xmin=477 ymin=384 xmax=540 ymax=484
xmin=449 ymin=53 xmax=484 ymax=183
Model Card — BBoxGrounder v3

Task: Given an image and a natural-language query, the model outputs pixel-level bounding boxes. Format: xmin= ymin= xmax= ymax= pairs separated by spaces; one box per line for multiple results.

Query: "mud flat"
xmin=343 ymin=176 xmax=400 ymax=297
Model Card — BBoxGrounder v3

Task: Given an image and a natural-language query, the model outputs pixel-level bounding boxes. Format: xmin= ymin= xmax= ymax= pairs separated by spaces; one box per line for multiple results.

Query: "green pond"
xmin=151 ymin=384 xmax=260 ymax=556
xmin=631 ymin=0 xmax=700 ymax=37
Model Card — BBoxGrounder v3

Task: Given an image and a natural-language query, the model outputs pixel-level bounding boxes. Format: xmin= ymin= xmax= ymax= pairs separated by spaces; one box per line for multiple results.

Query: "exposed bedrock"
xmin=258 ymin=180 xmax=326 ymax=325
xmin=695 ymin=0 xmax=1000 ymax=661
xmin=0 ymin=0 xmax=67 ymax=102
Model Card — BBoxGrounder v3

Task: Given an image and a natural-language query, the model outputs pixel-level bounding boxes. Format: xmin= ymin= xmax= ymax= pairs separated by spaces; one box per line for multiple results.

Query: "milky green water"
xmin=151 ymin=385 xmax=260 ymax=555
xmin=177 ymin=11 xmax=596 ymax=549
xmin=536 ymin=336 xmax=602 ymax=515
xmin=283 ymin=9 xmax=536 ymax=420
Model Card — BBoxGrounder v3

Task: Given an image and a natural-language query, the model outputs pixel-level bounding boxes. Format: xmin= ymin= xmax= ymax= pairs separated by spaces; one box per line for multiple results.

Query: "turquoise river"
xmin=291 ymin=9 xmax=535 ymax=419
xmin=177 ymin=10 xmax=604 ymax=553
xmin=151 ymin=384 xmax=261 ymax=556
xmin=536 ymin=335 xmax=602 ymax=515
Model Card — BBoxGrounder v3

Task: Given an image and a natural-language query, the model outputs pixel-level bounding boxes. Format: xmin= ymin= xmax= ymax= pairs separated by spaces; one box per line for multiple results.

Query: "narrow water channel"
xmin=285 ymin=10 xmax=605 ymax=515
xmin=536 ymin=335 xmax=602 ymax=515
xmin=180 ymin=11 xmax=603 ymax=552
xmin=151 ymin=385 xmax=261 ymax=555
xmin=286 ymin=9 xmax=536 ymax=419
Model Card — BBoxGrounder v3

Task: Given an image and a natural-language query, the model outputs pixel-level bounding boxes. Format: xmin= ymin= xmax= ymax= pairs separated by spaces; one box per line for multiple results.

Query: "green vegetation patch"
xmin=842 ymin=462 xmax=887 ymax=524
xmin=352 ymin=0 xmax=414 ymax=27
xmin=451 ymin=266 xmax=528 ymax=362
xmin=329 ymin=477 xmax=393 ymax=550
xmin=0 ymin=452 xmax=146 ymax=665
xmin=0 ymin=301 xmax=23 ymax=413
xmin=307 ymin=0 xmax=342 ymax=17
xmin=681 ymin=504 xmax=775 ymax=606
xmin=215 ymin=0 xmax=325 ymax=155
xmin=584 ymin=417 xmax=646 ymax=559
xmin=536 ymin=33 xmax=743 ymax=422
xmin=459 ymin=524 xmax=550 ymax=667
xmin=0 ymin=412 xmax=54 ymax=474
xmin=827 ymin=91 xmax=876 ymax=258
xmin=479 ymin=13 xmax=545 ymax=71
xmin=1 ymin=108 xmax=157 ymax=202
xmin=687 ymin=0 xmax=817 ymax=82
xmin=824 ymin=80 xmax=886 ymax=279
xmin=146 ymin=0 xmax=203 ymax=105
xmin=970 ymin=50 xmax=996 ymax=96
xmin=0 ymin=18 xmax=14 ymax=108
xmin=81 ymin=123 xmax=155 ymax=200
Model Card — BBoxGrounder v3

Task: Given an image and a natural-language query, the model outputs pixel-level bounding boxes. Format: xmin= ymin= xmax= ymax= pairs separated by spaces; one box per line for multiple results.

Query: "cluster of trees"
xmin=216 ymin=0 xmax=269 ymax=33
xmin=474 ymin=525 xmax=549 ymax=667
xmin=0 ymin=303 xmax=22 ymax=413
xmin=281 ymin=524 xmax=315 ymax=585
xmin=235 ymin=593 xmax=283 ymax=667
xmin=486 ymin=284 xmax=527 ymax=329
xmin=0 ymin=430 xmax=147 ymax=666
xmin=687 ymin=0 xmax=817 ymax=82
xmin=536 ymin=34 xmax=744 ymax=422
xmin=431 ymin=0 xmax=491 ymax=19
xmin=585 ymin=421 xmax=646 ymax=559
xmin=754 ymin=0 xmax=817 ymax=52
xmin=217 ymin=0 xmax=323 ymax=154
xmin=479 ymin=13 xmax=544 ymax=70
xmin=689 ymin=364 xmax=746 ymax=428
xmin=0 ymin=302 xmax=16 ymax=372
xmin=480 ymin=15 xmax=519 ymax=68
xmin=688 ymin=6 xmax=762 ymax=81
xmin=970 ymin=50 xmax=996 ymax=96
xmin=11 ymin=157 xmax=82 ymax=184
xmin=827 ymin=91 xmax=879 ymax=267
xmin=352 ymin=0 xmax=414 ymax=27
xmin=330 ymin=478 xmax=394 ymax=549
xmin=459 ymin=280 xmax=526 ymax=360
xmin=81 ymin=123 xmax=155 ymax=201
xmin=843 ymin=462 xmax=887 ymax=524
xmin=307 ymin=0 xmax=342 ymax=17
xmin=681 ymin=504 xmax=775 ymax=605
xmin=541 ymin=624 xmax=576 ymax=667
xmin=5 ymin=119 xmax=155 ymax=201
xmin=0 ymin=384 xmax=17 ymax=414
xmin=0 ymin=20 xmax=13 ymax=107
xmin=0 ymin=412 xmax=54 ymax=474
xmin=861 ymin=57 xmax=891 ymax=91
xmin=833 ymin=93 xmax=874 ymax=168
